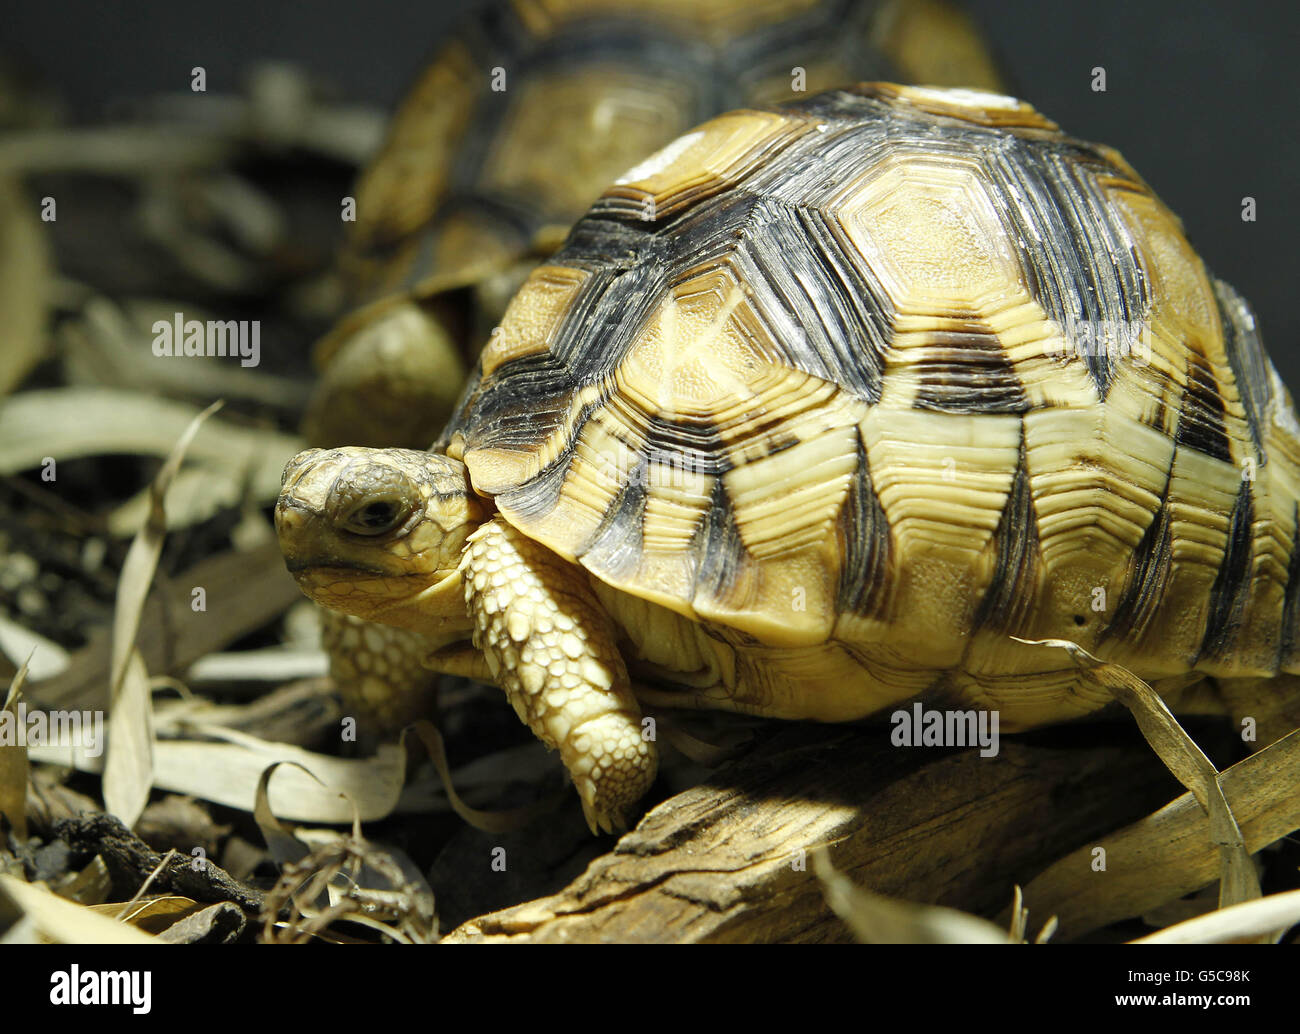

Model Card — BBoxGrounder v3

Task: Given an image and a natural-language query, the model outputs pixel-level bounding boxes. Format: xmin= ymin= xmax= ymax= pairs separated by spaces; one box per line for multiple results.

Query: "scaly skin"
xmin=276 ymin=447 xmax=657 ymax=833
xmin=319 ymin=610 xmax=439 ymax=732
xmin=460 ymin=520 xmax=657 ymax=834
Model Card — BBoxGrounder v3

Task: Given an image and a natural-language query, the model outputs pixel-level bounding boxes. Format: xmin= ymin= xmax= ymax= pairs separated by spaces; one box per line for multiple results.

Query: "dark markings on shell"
xmin=494 ymin=438 xmax=577 ymax=525
xmin=464 ymin=378 xmax=573 ymax=458
xmin=720 ymin=0 xmax=903 ymax=93
xmin=632 ymin=412 xmax=734 ymax=477
xmin=972 ymin=426 xmax=1039 ymax=633
xmin=911 ymin=323 xmax=1031 ymax=413
xmin=1198 ymin=479 xmax=1255 ymax=661
xmin=836 ymin=428 xmax=892 ymax=620
xmin=692 ymin=476 xmax=749 ymax=612
xmin=1103 ymin=469 xmax=1175 ymax=644
xmin=553 ymin=217 xmax=661 ymax=276
xmin=1215 ymin=278 xmax=1272 ymax=467
xmin=786 ymin=205 xmax=888 ymax=403
xmin=1175 ymin=354 xmax=1232 ymax=464
xmin=785 ymin=87 xmax=893 ymax=123
xmin=577 ymin=453 xmax=649 ymax=581
xmin=1144 ymin=389 xmax=1170 ymax=440
xmin=979 ymin=141 xmax=1149 ymax=400
xmin=1278 ymin=503 xmax=1300 ymax=670
xmin=361 ymin=0 xmax=912 ymax=295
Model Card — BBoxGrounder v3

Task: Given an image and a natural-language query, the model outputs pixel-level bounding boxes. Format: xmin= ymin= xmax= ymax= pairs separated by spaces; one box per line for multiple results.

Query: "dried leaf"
xmin=0 ymin=388 xmax=296 ymax=508
xmin=87 ymin=894 xmax=199 ymax=928
xmin=104 ymin=402 xmax=220 ymax=828
xmin=0 ymin=614 xmax=69 ymax=680
xmin=103 ymin=650 xmax=154 ymax=831
xmin=1133 ymin=889 xmax=1300 ymax=945
xmin=156 ymin=901 xmax=245 ymax=943
xmin=0 ymin=177 xmax=50 ymax=396
xmin=254 ymin=761 xmax=326 ymax=870
xmin=29 ymin=731 xmax=407 ymax=823
xmin=1013 ymin=637 xmax=1261 ymax=909
xmin=0 ymin=658 xmax=31 ymax=839
xmin=56 ymin=855 xmax=111 ymax=905
xmin=1019 ymin=727 xmax=1300 ymax=940
xmin=404 ymin=720 xmax=565 ymax=834
xmin=0 ymin=874 xmax=156 ymax=944
xmin=812 ymin=847 xmax=1011 ymax=944
xmin=185 ymin=646 xmax=328 ymax=684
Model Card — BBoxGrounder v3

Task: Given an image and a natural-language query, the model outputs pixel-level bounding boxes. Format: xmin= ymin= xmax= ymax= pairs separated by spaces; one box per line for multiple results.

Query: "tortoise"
xmin=277 ymin=82 xmax=1300 ymax=834
xmin=302 ymin=0 xmax=1006 ymax=452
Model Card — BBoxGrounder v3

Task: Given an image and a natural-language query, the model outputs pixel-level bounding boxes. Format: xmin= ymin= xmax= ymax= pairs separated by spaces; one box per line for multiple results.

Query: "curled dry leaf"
xmin=1012 ymin=637 xmax=1261 ymax=910
xmin=404 ymin=719 xmax=567 ymax=835
xmin=253 ymin=760 xmax=332 ymax=871
xmin=156 ymin=900 xmax=246 ymax=943
xmin=87 ymin=894 xmax=201 ymax=932
xmin=28 ymin=730 xmax=408 ymax=823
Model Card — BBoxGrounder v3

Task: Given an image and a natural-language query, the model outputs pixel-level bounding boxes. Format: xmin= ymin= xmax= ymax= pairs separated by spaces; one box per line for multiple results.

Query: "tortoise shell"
xmin=439 ymin=82 xmax=1300 ymax=720
xmin=337 ymin=0 xmax=1004 ymax=315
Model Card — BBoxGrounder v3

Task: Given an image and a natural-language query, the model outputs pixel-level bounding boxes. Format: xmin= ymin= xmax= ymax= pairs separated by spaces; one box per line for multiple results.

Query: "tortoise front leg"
xmin=460 ymin=519 xmax=658 ymax=834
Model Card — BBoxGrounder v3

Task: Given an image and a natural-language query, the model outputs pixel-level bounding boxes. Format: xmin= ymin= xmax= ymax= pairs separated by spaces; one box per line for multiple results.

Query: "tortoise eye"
xmin=342 ymin=498 xmax=409 ymax=536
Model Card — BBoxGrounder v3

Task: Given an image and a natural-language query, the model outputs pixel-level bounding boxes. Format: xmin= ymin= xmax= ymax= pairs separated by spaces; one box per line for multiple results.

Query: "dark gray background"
xmin=6 ymin=0 xmax=1296 ymax=386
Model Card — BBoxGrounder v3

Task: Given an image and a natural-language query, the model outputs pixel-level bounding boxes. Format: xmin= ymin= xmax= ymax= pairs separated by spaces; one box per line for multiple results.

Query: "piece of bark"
xmin=28 ymin=541 xmax=301 ymax=712
xmin=51 ymin=813 xmax=263 ymax=914
xmin=444 ymin=721 xmax=1218 ymax=943
xmin=1018 ymin=728 xmax=1300 ymax=940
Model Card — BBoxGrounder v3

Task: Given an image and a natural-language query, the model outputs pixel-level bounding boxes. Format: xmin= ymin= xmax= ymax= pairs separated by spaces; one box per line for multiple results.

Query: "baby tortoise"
xmin=279 ymin=84 xmax=1300 ymax=833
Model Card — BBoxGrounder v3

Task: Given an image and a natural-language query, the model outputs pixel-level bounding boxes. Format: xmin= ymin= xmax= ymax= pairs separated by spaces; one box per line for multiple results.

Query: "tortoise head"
xmin=275 ymin=447 xmax=489 ymax=633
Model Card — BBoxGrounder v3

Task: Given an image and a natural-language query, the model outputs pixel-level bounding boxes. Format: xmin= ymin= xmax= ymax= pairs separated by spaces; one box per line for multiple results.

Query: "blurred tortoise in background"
xmin=304 ymin=0 xmax=1006 ymax=731
xmin=302 ymin=0 xmax=1005 ymax=452
xmin=278 ymin=83 xmax=1300 ymax=833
